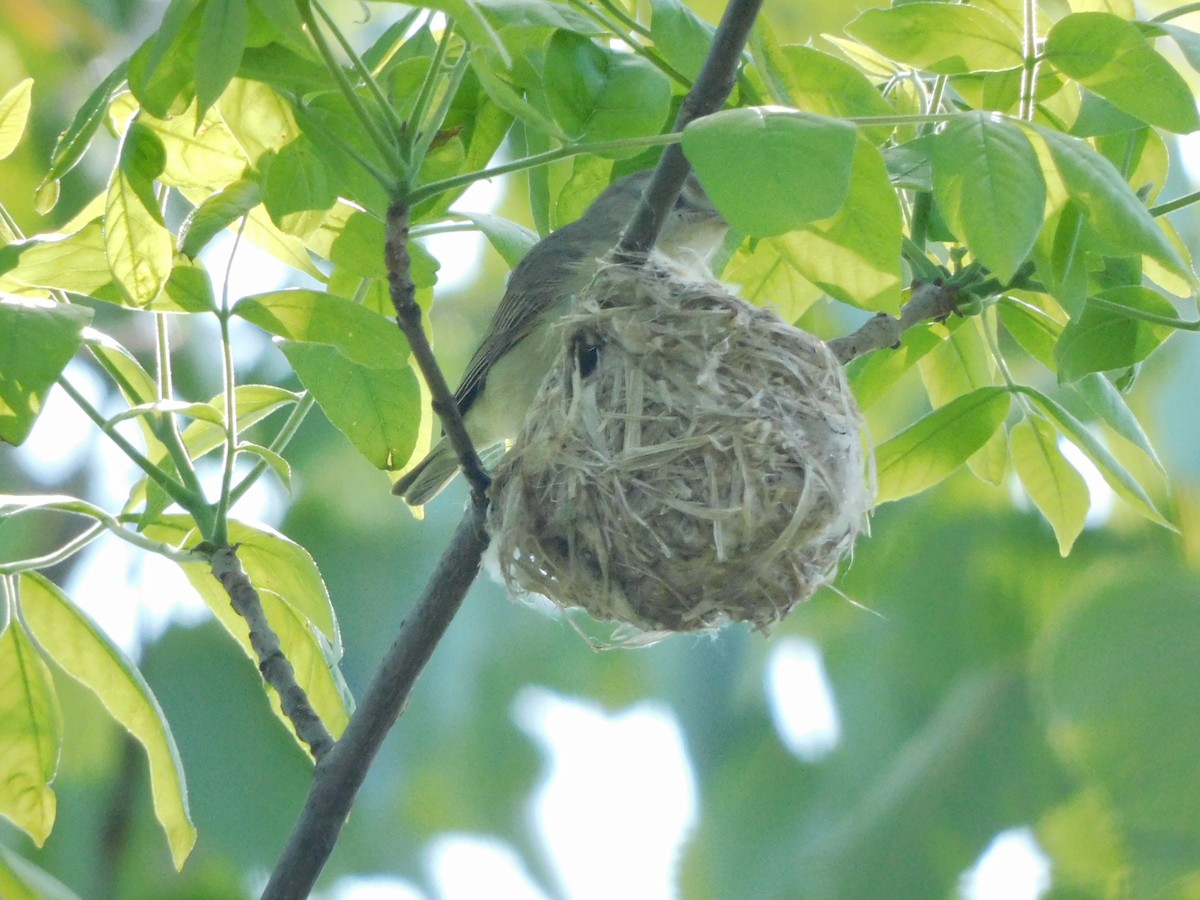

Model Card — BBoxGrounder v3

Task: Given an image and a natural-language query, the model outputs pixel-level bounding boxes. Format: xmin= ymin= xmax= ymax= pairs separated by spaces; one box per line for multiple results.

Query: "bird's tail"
xmin=391 ymin=439 xmax=460 ymax=506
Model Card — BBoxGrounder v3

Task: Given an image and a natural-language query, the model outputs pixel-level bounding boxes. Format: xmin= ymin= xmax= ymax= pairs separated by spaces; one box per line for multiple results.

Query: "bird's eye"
xmin=573 ymin=334 xmax=602 ymax=378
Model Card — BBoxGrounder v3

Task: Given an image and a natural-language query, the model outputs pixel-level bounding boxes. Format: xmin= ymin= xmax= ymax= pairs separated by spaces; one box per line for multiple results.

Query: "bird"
xmin=392 ymin=169 xmax=729 ymax=506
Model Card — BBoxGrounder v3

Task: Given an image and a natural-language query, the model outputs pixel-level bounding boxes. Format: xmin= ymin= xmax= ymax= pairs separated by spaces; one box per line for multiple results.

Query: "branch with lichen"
xmin=210 ymin=547 xmax=335 ymax=761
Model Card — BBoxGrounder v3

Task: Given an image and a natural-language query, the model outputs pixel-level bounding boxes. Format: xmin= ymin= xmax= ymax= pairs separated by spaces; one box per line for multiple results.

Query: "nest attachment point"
xmin=488 ymin=262 xmax=873 ymax=638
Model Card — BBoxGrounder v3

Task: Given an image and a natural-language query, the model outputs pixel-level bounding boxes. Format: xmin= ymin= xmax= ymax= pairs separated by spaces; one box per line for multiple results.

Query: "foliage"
xmin=1 ymin=0 xmax=1199 ymax=896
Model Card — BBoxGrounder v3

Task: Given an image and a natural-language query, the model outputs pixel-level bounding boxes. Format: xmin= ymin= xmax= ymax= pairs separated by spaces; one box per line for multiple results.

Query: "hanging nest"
xmin=487 ymin=261 xmax=873 ymax=638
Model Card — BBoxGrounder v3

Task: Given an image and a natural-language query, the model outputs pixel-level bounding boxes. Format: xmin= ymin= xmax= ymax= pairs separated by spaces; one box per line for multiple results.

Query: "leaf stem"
xmin=1152 ymin=2 xmax=1200 ymax=22
xmin=227 ymin=393 xmax=316 ymax=505
xmin=408 ymin=133 xmax=679 ymax=205
xmin=1019 ymin=0 xmax=1040 ymax=121
xmin=1150 ymin=189 xmax=1200 ymax=217
xmin=56 ymin=377 xmax=202 ymax=521
xmin=1088 ymin=296 xmax=1200 ymax=331
xmin=566 ymin=0 xmax=692 ymax=87
xmin=312 ymin=0 xmax=408 ymax=147
xmin=407 ymin=16 xmax=455 ymax=168
xmin=212 ymin=219 xmax=248 ymax=547
xmin=594 ymin=0 xmax=652 ymax=38
xmin=291 ymin=99 xmax=396 ymax=191
xmin=153 ymin=314 xmax=206 ymax=498
xmin=298 ymin=0 xmax=408 ymax=183
xmin=410 ymin=45 xmax=470 ymax=173
xmin=0 ymin=523 xmax=104 ymax=574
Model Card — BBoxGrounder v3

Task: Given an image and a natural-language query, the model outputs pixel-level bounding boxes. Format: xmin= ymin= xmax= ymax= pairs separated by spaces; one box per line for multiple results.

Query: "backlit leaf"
xmin=0 ymin=78 xmax=33 ymax=161
xmin=875 ymin=386 xmax=1011 ymax=503
xmin=684 ymin=107 xmax=858 ymax=236
xmin=19 ymin=574 xmax=196 ymax=868
xmin=846 ymin=3 xmax=1024 ymax=74
xmin=1010 ymin=417 xmax=1089 ymax=555
xmin=0 ymin=612 xmax=60 ymax=846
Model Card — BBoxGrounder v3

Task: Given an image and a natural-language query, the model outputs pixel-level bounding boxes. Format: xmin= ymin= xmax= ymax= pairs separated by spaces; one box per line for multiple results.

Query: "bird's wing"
xmin=453 ymin=227 xmax=588 ymax=415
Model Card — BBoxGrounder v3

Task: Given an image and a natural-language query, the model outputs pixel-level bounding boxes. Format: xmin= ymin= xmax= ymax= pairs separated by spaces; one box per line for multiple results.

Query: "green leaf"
xmin=278 ymin=340 xmax=421 ymax=471
xmin=18 ymin=574 xmax=196 ymax=868
xmin=1070 ymin=373 xmax=1163 ymax=472
xmin=0 ymin=298 xmax=93 ymax=446
xmin=1054 ymin=286 xmax=1176 ymax=382
xmin=755 ymin=43 xmax=894 ymax=145
xmin=1044 ymin=12 xmax=1199 ymax=134
xmin=195 ymin=0 xmax=248 ymax=121
xmin=998 ymin=295 xmax=1062 ymax=368
xmin=650 ymin=0 xmax=715 ymax=82
xmin=847 ymin=324 xmax=944 ymax=411
xmin=124 ymin=96 xmax=250 ymax=192
xmin=37 ymin=63 xmax=127 ymax=211
xmin=1019 ymin=385 xmax=1171 ymax=527
xmin=234 ymin=290 xmax=409 ymax=368
xmin=236 ymin=442 xmax=292 ymax=492
xmin=453 ymin=211 xmax=538 ymax=268
xmin=217 ymin=78 xmax=298 ymax=163
xmin=1010 ymin=416 xmax=1089 ymax=555
xmin=105 ymin=122 xmax=173 ymax=307
xmin=875 ymin=386 xmax=1011 ymax=503
xmin=0 ymin=78 xmax=33 ymax=161
xmin=261 ymin=138 xmax=337 ymax=237
xmin=683 ymin=107 xmax=858 ymax=237
xmin=0 ymin=611 xmax=60 ymax=846
xmin=845 ymin=3 xmax=1024 ymax=75
xmin=179 ymin=178 xmax=261 ymax=258
xmin=737 ymin=136 xmax=901 ymax=313
xmin=148 ymin=259 xmax=217 ymax=314
xmin=127 ymin=0 xmax=201 ymax=119
xmin=0 ymin=220 xmax=113 ymax=297
xmin=0 ymin=844 xmax=82 ymax=900
xmin=917 ymin=317 xmax=1006 ymax=484
xmin=1033 ymin=126 xmax=1191 ymax=281
xmin=543 ymin=31 xmax=671 ymax=151
xmin=931 ymin=112 xmax=1045 ymax=282
xmin=176 ymin=384 xmax=298 ymax=461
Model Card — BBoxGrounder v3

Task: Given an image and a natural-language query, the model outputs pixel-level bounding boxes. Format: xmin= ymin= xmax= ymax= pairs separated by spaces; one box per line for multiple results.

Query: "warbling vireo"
xmin=392 ymin=169 xmax=729 ymax=505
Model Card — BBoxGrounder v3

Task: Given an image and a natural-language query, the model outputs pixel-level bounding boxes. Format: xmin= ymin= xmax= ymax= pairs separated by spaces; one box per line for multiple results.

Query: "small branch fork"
xmin=827 ymin=280 xmax=961 ymax=365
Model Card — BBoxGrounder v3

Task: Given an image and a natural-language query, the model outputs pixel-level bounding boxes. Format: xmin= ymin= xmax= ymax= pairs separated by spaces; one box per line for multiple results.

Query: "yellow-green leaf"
xmin=0 ymin=611 xmax=60 ymax=846
xmin=1010 ymin=417 xmax=1089 ymax=555
xmin=0 ymin=78 xmax=34 ymax=161
xmin=876 ymin=386 xmax=1011 ymax=503
xmin=104 ymin=125 xmax=173 ymax=307
xmin=19 ymin=574 xmax=196 ymax=868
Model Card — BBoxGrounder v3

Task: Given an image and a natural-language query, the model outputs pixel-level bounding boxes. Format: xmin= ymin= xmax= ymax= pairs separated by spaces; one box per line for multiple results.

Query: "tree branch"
xmin=826 ymin=280 xmax=960 ymax=365
xmin=262 ymin=1 xmax=767 ymax=894
xmin=613 ymin=0 xmax=765 ymax=260
xmin=386 ymin=201 xmax=491 ymax=503
xmin=211 ymin=547 xmax=335 ymax=761
xmin=260 ymin=501 xmax=489 ymax=900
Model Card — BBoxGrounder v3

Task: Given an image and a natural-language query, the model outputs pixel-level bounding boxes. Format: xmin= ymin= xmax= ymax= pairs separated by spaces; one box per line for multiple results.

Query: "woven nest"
xmin=488 ymin=262 xmax=872 ymax=638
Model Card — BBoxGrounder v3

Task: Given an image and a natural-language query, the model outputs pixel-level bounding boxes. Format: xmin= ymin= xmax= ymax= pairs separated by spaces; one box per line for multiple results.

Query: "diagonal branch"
xmin=261 ymin=0 xmax=768 ymax=895
xmin=826 ymin=280 xmax=961 ymax=365
xmin=386 ymin=201 xmax=491 ymax=503
xmin=260 ymin=501 xmax=488 ymax=899
xmin=614 ymin=0 xmax=765 ymax=260
xmin=211 ymin=546 xmax=335 ymax=761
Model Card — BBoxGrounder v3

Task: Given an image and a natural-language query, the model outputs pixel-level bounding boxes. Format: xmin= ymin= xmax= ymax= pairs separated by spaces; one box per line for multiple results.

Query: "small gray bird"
xmin=393 ymin=169 xmax=729 ymax=505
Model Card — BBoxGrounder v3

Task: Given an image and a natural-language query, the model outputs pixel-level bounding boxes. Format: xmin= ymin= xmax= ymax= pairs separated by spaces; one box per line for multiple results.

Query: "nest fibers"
xmin=487 ymin=262 xmax=873 ymax=638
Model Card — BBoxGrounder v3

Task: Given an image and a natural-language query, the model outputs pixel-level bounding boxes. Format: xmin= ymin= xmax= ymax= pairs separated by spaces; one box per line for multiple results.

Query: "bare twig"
xmin=211 ymin=547 xmax=335 ymax=761
xmin=614 ymin=0 xmax=765 ymax=260
xmin=260 ymin=501 xmax=489 ymax=900
xmin=386 ymin=201 xmax=491 ymax=503
xmin=827 ymin=280 xmax=960 ymax=365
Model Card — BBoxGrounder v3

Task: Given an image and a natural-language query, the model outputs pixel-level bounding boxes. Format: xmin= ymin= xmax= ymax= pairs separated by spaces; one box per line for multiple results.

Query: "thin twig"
xmin=260 ymin=502 xmax=488 ymax=899
xmin=211 ymin=546 xmax=335 ymax=761
xmin=385 ymin=202 xmax=491 ymax=502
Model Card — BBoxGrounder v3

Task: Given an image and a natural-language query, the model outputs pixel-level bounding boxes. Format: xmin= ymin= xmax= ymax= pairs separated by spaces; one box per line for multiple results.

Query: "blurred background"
xmin=2 ymin=0 xmax=1200 ymax=897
